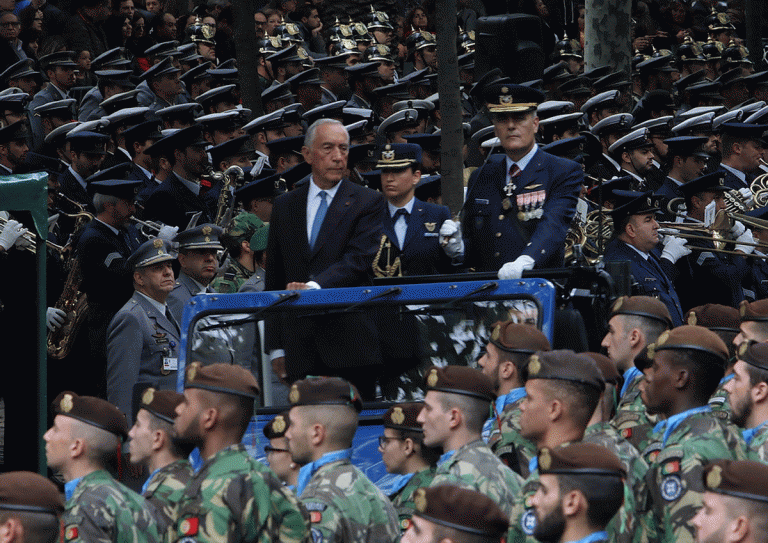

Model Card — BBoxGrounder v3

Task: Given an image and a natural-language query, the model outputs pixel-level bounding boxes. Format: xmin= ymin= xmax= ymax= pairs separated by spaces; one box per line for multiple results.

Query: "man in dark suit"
xmin=462 ymin=83 xmax=582 ymax=278
xmin=265 ymin=119 xmax=386 ymax=398
xmin=106 ymin=238 xmax=180 ymax=426
xmin=603 ymin=190 xmax=686 ymax=326
xmin=142 ymin=125 xmax=215 ymax=229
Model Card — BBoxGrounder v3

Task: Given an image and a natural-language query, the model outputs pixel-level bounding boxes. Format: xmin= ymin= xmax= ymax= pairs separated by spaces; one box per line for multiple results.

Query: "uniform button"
xmin=499 ymin=215 xmax=505 ymax=220
xmin=494 ymin=252 xmax=500 ymax=257
xmin=496 ymin=232 xmax=502 ymax=237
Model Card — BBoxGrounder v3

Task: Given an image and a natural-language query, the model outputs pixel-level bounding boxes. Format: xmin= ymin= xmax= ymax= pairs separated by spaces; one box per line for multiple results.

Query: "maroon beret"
xmin=289 ymin=376 xmax=363 ymax=412
xmin=740 ymin=299 xmax=768 ymax=322
xmin=413 ymin=484 xmax=509 ymax=538
xmin=383 ymin=402 xmax=423 ymax=432
xmin=139 ymin=388 xmax=183 ymax=424
xmin=610 ymin=296 xmax=672 ymax=328
xmin=649 ymin=325 xmax=728 ymax=366
xmin=424 ymin=365 xmax=495 ymax=402
xmin=184 ymin=361 xmax=260 ymax=399
xmin=686 ymin=304 xmax=740 ymax=332
xmin=704 ymin=460 xmax=768 ymax=503
xmin=538 ymin=443 xmax=626 ymax=477
xmin=489 ymin=321 xmax=551 ymax=354
xmin=0 ymin=471 xmax=64 ymax=516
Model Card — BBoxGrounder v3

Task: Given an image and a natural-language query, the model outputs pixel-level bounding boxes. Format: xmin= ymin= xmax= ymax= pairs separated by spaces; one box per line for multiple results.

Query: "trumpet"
xmin=0 ymin=216 xmax=67 ymax=255
xmin=130 ymin=216 xmax=163 ymax=234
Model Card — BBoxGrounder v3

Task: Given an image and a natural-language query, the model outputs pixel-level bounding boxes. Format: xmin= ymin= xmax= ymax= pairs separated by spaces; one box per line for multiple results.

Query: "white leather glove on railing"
xmin=498 ymin=255 xmax=535 ymax=280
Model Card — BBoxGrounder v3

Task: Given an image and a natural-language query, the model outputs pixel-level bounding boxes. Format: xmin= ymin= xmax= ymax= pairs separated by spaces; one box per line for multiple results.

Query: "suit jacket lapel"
xmin=311 ymin=179 xmax=352 ymax=257
xmin=135 ymin=293 xmax=179 ymax=336
xmin=518 ymin=149 xmax=546 ymax=192
xmin=403 ymin=200 xmax=424 ymax=248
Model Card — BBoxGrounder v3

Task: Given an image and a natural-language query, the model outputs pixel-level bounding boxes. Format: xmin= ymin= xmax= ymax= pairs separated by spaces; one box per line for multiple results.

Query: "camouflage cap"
xmin=525 ymin=350 xmax=605 ymax=392
xmin=184 ymin=362 xmax=260 ymax=399
xmin=221 ymin=212 xmax=265 ymax=251
xmin=686 ymin=304 xmax=740 ymax=333
xmin=736 ymin=341 xmax=768 ymax=372
xmin=288 ymin=376 xmax=363 ymax=413
xmin=739 ymin=299 xmax=768 ymax=322
xmin=609 ymin=295 xmax=673 ymax=328
xmin=488 ymin=322 xmax=551 ymax=355
xmin=584 ymin=352 xmax=621 ymax=386
xmin=263 ymin=411 xmax=290 ymax=439
xmin=703 ymin=460 xmax=768 ymax=504
xmin=139 ymin=388 xmax=183 ymax=424
xmin=174 ymin=223 xmax=224 ymax=251
xmin=0 ymin=471 xmax=64 ymax=516
xmin=648 ymin=325 xmax=728 ymax=365
xmin=249 ymin=220 xmax=270 ymax=253
xmin=537 ymin=443 xmax=626 ymax=477
xmin=383 ymin=402 xmax=423 ymax=432
xmin=412 ymin=485 xmax=509 ymax=538
xmin=423 ymin=365 xmax=495 ymax=402
xmin=52 ymin=391 xmax=128 ymax=438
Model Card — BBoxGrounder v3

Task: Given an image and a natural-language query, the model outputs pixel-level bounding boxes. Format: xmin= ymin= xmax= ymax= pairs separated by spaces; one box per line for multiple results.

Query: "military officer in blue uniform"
xmin=654 ymin=136 xmax=709 ymax=221
xmin=373 ymin=142 xmax=461 ymax=277
xmin=603 ymin=190 xmax=685 ymax=326
xmin=461 ymin=82 xmax=583 ymax=277
xmin=106 ymin=237 xmax=180 ymax=426
xmin=718 ymin=122 xmax=768 ymax=190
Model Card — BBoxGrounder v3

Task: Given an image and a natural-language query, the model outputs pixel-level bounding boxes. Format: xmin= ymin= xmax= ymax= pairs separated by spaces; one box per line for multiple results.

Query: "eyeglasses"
xmin=264 ymin=445 xmax=290 ymax=454
xmin=378 ymin=435 xmax=403 ymax=447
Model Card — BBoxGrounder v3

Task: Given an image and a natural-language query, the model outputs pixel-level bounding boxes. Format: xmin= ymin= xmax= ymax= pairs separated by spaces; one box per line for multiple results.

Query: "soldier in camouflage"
xmin=0 ymin=471 xmax=64 ymax=543
xmin=417 ymin=365 xmax=521 ymax=518
xmin=734 ymin=299 xmax=768 ymax=345
xmin=683 ymin=305 xmax=741 ymax=419
xmin=210 ymin=212 xmax=266 ymax=293
xmin=43 ymin=391 xmax=161 ymax=543
xmin=723 ymin=342 xmax=768 ymax=462
xmin=640 ymin=325 xmax=747 ymax=543
xmin=507 ymin=350 xmax=605 ymax=543
xmin=479 ymin=321 xmax=551 ymax=478
xmin=692 ymin=460 xmax=768 ymax=543
xmin=264 ymin=411 xmax=301 ymax=488
xmin=378 ymin=402 xmax=440 ymax=532
xmin=530 ymin=443 xmax=626 ymax=543
xmin=583 ymin=353 xmax=653 ymax=543
xmin=602 ymin=296 xmax=671 ymax=452
xmin=127 ymin=388 xmax=194 ymax=533
xmin=285 ymin=376 xmax=400 ymax=543
xmin=171 ymin=362 xmax=310 ymax=543
xmin=402 ymin=485 xmax=509 ymax=543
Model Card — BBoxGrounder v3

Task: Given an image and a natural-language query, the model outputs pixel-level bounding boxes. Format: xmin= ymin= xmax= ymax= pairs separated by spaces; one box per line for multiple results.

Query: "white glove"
xmin=735 ymin=229 xmax=755 ymax=254
xmin=661 ymin=236 xmax=692 ymax=263
xmin=46 ymin=307 xmax=67 ymax=332
xmin=0 ymin=219 xmax=26 ymax=251
xmin=738 ymin=187 xmax=754 ymax=208
xmin=498 ymin=255 xmax=535 ymax=280
xmin=730 ymin=220 xmax=746 ymax=238
xmin=157 ymin=225 xmax=179 ymax=242
xmin=438 ymin=220 xmax=464 ymax=258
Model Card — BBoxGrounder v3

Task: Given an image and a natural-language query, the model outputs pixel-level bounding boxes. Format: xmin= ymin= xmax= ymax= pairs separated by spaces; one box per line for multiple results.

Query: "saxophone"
xmin=47 ymin=256 xmax=88 ymax=359
xmin=213 ymin=166 xmax=245 ymax=227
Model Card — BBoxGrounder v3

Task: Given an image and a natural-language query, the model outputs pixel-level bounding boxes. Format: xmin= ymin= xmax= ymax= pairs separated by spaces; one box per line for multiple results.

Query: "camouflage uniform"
xmin=584 ymin=422 xmax=654 ymax=543
xmin=611 ymin=369 xmax=658 ymax=453
xmin=209 ymin=258 xmax=255 ymax=293
xmin=430 ymin=439 xmax=522 ymax=517
xmin=171 ymin=444 xmax=310 ymax=543
xmin=644 ymin=409 xmax=747 ymax=543
xmin=488 ymin=393 xmax=536 ymax=478
xmin=708 ymin=374 xmax=732 ymax=420
xmin=143 ymin=459 xmax=194 ymax=534
xmin=62 ymin=470 xmax=161 ymax=543
xmin=299 ymin=458 xmax=400 ymax=543
xmin=389 ymin=466 xmax=437 ymax=532
xmin=743 ymin=421 xmax=768 ymax=462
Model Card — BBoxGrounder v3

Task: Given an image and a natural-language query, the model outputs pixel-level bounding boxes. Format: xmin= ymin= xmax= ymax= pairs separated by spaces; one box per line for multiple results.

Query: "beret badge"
xmin=273 ymin=415 xmax=286 ymax=433
xmin=142 ymin=388 xmax=155 ymax=406
xmin=414 ymin=488 xmax=427 ymax=512
xmin=289 ymin=384 xmax=300 ymax=404
xmin=539 ymin=448 xmax=552 ymax=470
xmin=528 ymin=354 xmax=541 ymax=376
xmin=707 ymin=465 xmax=723 ymax=489
xmin=427 ymin=368 xmax=438 ymax=387
xmin=391 ymin=407 xmax=405 ymax=425
xmin=60 ymin=393 xmax=73 ymax=413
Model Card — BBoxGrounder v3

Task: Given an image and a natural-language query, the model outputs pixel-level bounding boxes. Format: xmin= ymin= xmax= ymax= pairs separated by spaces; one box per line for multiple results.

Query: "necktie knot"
xmin=394 ymin=208 xmax=409 ymax=219
xmin=509 ymin=164 xmax=521 ymax=178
